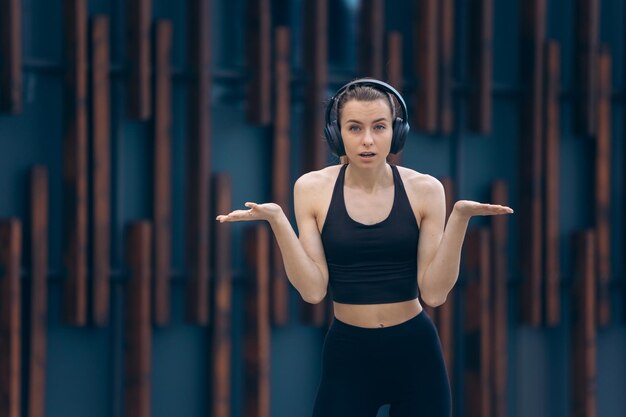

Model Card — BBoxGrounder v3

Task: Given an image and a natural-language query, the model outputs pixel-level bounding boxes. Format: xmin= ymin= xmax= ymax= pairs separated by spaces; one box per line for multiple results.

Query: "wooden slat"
xmin=575 ymin=0 xmax=599 ymax=136
xmin=0 ymin=0 xmax=22 ymax=112
xmin=244 ymin=225 xmax=271 ymax=417
xmin=358 ymin=0 xmax=384 ymax=78
xmin=271 ymin=27 xmax=291 ymax=326
xmin=300 ymin=0 xmax=328 ymax=326
xmin=212 ymin=173 xmax=233 ymax=417
xmin=385 ymin=32 xmax=404 ymax=167
xmin=63 ymin=0 xmax=88 ymax=326
xmin=438 ymin=0 xmax=454 ymax=134
xmin=302 ymin=0 xmax=328 ymax=172
xmin=153 ymin=20 xmax=173 ymax=326
xmin=468 ymin=0 xmax=492 ymax=133
xmin=91 ymin=15 xmax=111 ymax=326
xmin=124 ymin=222 xmax=152 ymax=417
xmin=186 ymin=0 xmax=212 ymax=325
xmin=245 ymin=0 xmax=271 ymax=124
xmin=490 ymin=180 xmax=508 ymax=417
xmin=543 ymin=40 xmax=560 ymax=327
xmin=571 ymin=231 xmax=597 ymax=417
xmin=519 ymin=0 xmax=546 ymax=327
xmin=0 ymin=220 xmax=21 ymax=417
xmin=595 ymin=47 xmax=611 ymax=327
xmin=127 ymin=0 xmax=152 ymax=119
xmin=463 ymin=229 xmax=491 ymax=417
xmin=414 ymin=0 xmax=438 ymax=133
xmin=29 ymin=168 xmax=48 ymax=417
xmin=386 ymin=31 xmax=403 ymax=92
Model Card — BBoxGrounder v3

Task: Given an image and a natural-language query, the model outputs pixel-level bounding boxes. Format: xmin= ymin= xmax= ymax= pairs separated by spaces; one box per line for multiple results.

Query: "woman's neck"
xmin=344 ymin=162 xmax=393 ymax=193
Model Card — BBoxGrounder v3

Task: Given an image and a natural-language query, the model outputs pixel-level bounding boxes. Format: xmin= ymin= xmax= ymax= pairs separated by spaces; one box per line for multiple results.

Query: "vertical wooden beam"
xmin=0 ymin=220 xmax=21 ymax=417
xmin=595 ymin=47 xmax=611 ymax=327
xmin=518 ymin=0 xmax=546 ymax=327
xmin=438 ymin=0 xmax=454 ymax=134
xmin=186 ymin=0 xmax=212 ymax=325
xmin=468 ymin=0 xmax=492 ymax=134
xmin=0 ymin=0 xmax=22 ymax=112
xmin=623 ymin=4 xmax=626 ymax=325
xmin=386 ymin=32 xmax=403 ymax=91
xmin=127 ymin=0 xmax=152 ymax=119
xmin=302 ymin=0 xmax=328 ymax=171
xmin=575 ymin=0 xmax=599 ymax=137
xmin=29 ymin=168 xmax=48 ymax=417
xmin=246 ymin=0 xmax=272 ymax=124
xmin=91 ymin=15 xmax=111 ymax=326
xmin=63 ymin=0 xmax=89 ymax=326
xmin=244 ymin=225 xmax=271 ymax=417
xmin=124 ymin=222 xmax=152 ymax=417
xmin=300 ymin=0 xmax=329 ymax=326
xmin=271 ymin=27 xmax=291 ymax=326
xmin=463 ymin=229 xmax=491 ymax=417
xmin=414 ymin=0 xmax=438 ymax=133
xmin=543 ymin=40 xmax=560 ymax=327
xmin=571 ymin=231 xmax=597 ymax=417
xmin=358 ymin=0 xmax=384 ymax=78
xmin=386 ymin=32 xmax=404 ymax=166
xmin=153 ymin=20 xmax=173 ymax=326
xmin=490 ymin=180 xmax=508 ymax=417
xmin=211 ymin=173 xmax=233 ymax=417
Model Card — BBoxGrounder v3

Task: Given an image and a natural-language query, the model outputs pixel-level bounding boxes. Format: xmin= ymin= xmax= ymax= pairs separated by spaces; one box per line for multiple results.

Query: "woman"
xmin=216 ymin=79 xmax=513 ymax=416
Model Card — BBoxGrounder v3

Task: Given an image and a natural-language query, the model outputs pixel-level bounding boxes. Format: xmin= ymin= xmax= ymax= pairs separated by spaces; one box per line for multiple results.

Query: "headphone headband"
xmin=323 ymin=78 xmax=410 ymax=157
xmin=324 ymin=78 xmax=408 ymax=128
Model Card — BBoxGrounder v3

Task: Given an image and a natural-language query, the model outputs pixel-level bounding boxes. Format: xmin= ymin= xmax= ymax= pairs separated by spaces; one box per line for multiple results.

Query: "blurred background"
xmin=0 ymin=0 xmax=625 ymax=416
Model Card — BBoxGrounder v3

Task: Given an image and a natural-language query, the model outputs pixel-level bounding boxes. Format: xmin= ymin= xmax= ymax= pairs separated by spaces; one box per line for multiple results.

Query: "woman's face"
xmin=339 ymin=99 xmax=393 ymax=166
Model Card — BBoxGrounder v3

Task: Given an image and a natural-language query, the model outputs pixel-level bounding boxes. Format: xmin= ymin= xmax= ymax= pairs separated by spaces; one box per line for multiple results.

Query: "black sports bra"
xmin=320 ymin=164 xmax=420 ymax=304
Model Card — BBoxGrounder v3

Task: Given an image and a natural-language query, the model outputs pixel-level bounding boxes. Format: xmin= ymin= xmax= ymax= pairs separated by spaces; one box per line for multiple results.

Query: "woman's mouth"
xmin=359 ymin=152 xmax=376 ymax=158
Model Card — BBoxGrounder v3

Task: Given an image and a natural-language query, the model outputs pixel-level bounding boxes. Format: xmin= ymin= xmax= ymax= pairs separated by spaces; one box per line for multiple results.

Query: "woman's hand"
xmin=452 ymin=200 xmax=513 ymax=219
xmin=216 ymin=202 xmax=283 ymax=223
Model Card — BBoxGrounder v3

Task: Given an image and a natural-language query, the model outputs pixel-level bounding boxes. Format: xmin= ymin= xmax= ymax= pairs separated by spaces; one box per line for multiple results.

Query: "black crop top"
xmin=320 ymin=164 xmax=420 ymax=304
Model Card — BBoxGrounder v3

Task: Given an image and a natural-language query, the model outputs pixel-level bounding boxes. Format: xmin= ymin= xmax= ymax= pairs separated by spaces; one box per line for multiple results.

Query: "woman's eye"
xmin=348 ymin=125 xmax=360 ymax=132
xmin=374 ymin=124 xmax=387 ymax=130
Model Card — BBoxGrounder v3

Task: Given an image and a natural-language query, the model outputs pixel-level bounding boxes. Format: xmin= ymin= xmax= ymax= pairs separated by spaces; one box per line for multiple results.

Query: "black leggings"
xmin=312 ymin=310 xmax=452 ymax=417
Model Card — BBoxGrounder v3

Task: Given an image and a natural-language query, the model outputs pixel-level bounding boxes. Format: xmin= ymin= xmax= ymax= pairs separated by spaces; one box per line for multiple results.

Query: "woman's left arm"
xmin=416 ymin=178 xmax=513 ymax=307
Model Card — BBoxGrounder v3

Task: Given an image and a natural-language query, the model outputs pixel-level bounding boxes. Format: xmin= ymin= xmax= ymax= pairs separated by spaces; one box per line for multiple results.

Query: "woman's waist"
xmin=332 ymin=298 xmax=423 ymax=329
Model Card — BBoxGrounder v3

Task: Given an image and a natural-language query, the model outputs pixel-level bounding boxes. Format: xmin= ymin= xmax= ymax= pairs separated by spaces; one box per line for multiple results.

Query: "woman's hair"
xmin=335 ymin=84 xmax=398 ymax=127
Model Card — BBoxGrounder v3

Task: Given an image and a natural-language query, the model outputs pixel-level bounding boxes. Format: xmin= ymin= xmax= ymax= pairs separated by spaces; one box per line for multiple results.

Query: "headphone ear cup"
xmin=324 ymin=120 xmax=346 ymax=157
xmin=390 ymin=117 xmax=410 ymax=154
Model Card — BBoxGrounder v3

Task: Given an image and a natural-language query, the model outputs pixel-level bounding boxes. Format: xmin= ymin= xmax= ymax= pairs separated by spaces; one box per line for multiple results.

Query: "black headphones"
xmin=324 ymin=78 xmax=410 ymax=157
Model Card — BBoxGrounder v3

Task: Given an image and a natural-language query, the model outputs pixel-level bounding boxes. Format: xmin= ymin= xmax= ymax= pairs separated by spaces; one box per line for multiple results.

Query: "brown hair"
xmin=336 ymin=85 xmax=398 ymax=127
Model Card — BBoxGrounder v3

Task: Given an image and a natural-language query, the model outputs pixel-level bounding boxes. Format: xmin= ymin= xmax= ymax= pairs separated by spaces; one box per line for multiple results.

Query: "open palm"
xmin=216 ymin=202 xmax=282 ymax=223
xmin=453 ymin=200 xmax=513 ymax=217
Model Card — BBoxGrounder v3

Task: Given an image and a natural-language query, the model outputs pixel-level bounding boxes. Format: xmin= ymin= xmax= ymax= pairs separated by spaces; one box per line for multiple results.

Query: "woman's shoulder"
xmin=295 ymin=164 xmax=343 ymax=192
xmin=395 ymin=165 xmax=443 ymax=193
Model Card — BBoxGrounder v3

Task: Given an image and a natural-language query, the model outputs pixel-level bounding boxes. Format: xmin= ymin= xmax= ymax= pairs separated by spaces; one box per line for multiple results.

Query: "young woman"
xmin=216 ymin=79 xmax=513 ymax=416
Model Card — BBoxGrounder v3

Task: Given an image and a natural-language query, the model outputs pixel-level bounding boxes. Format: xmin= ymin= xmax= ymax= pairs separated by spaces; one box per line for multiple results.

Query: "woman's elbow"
xmin=302 ymin=289 xmax=327 ymax=305
xmin=422 ymin=292 xmax=447 ymax=308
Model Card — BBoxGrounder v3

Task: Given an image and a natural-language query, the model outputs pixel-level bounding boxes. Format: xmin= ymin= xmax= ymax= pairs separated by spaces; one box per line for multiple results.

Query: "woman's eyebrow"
xmin=344 ymin=117 xmax=388 ymax=124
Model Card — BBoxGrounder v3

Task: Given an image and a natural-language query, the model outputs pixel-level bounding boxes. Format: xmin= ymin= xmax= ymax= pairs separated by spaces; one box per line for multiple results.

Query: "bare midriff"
xmin=332 ymin=298 xmax=423 ymax=328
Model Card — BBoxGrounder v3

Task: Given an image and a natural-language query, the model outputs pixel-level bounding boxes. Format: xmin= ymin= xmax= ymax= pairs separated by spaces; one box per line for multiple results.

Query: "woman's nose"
xmin=362 ymin=129 xmax=374 ymax=145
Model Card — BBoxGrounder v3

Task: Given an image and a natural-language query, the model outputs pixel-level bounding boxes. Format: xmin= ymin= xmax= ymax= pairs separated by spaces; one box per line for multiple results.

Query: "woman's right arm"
xmin=215 ymin=174 xmax=329 ymax=304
